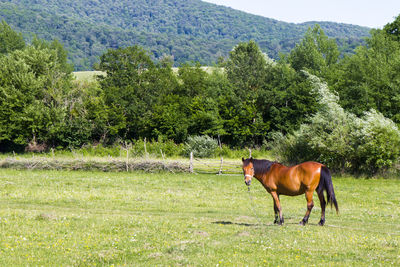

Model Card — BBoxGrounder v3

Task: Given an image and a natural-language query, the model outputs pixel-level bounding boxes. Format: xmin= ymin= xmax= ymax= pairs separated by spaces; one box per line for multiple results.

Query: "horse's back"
xmin=295 ymin=161 xmax=323 ymax=189
xmin=273 ymin=161 xmax=323 ymax=195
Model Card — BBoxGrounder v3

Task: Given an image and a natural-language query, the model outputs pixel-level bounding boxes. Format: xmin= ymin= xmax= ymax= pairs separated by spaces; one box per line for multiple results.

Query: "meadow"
xmin=73 ymin=71 xmax=105 ymax=82
xmin=0 ymin=168 xmax=399 ymax=266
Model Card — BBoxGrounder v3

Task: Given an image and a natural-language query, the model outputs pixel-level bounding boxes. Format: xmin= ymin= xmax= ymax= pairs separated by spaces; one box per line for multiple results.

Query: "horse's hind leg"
xmin=317 ymin=190 xmax=326 ymax=226
xmin=300 ymin=191 xmax=314 ymax=226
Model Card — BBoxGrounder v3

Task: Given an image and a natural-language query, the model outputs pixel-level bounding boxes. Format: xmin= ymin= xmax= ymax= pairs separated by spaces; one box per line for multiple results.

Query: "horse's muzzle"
xmin=245 ymin=179 xmax=251 ymax=186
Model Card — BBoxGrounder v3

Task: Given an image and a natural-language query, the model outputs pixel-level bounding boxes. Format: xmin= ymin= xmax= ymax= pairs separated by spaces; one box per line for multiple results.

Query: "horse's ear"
xmin=250 ymin=157 xmax=253 ymax=162
xmin=242 ymin=157 xmax=245 ymax=162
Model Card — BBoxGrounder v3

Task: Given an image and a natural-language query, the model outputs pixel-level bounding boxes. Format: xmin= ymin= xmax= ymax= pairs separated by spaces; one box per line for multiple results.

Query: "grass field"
xmin=73 ymin=71 xmax=105 ymax=82
xmin=0 ymin=169 xmax=399 ymax=266
xmin=72 ymin=67 xmax=222 ymax=83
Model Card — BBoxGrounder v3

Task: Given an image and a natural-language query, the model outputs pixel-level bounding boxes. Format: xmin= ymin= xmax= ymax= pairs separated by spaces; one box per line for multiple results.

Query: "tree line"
xmin=1 ymin=16 xmax=400 ymax=174
xmin=0 ymin=0 xmax=369 ymax=70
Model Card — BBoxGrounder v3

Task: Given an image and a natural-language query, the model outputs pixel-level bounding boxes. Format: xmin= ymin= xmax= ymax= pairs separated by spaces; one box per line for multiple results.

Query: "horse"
xmin=242 ymin=157 xmax=338 ymax=226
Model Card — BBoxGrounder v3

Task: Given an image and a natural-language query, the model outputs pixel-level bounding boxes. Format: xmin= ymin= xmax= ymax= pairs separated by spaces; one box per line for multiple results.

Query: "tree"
xmin=32 ymin=36 xmax=74 ymax=74
xmin=98 ymin=46 xmax=179 ymax=141
xmin=288 ymin=25 xmax=339 ymax=76
xmin=0 ymin=20 xmax=25 ymax=55
xmin=222 ymin=41 xmax=271 ymax=145
xmin=272 ymin=73 xmax=400 ymax=175
xmin=176 ymin=63 xmax=208 ymax=98
xmin=0 ymin=45 xmax=73 ymax=149
xmin=150 ymin=95 xmax=189 ymax=143
xmin=330 ymin=28 xmax=400 ymax=123
xmin=225 ymin=40 xmax=269 ymax=99
xmin=260 ymin=62 xmax=319 ymax=134
xmin=384 ymin=14 xmax=400 ymax=41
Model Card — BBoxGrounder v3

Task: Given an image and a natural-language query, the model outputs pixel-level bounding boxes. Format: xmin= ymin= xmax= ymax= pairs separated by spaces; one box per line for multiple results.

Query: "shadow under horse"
xmin=242 ymin=158 xmax=339 ymax=226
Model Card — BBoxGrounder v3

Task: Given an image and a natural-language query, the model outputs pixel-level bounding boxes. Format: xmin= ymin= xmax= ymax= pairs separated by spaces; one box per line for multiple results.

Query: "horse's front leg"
xmin=273 ymin=199 xmax=279 ymax=224
xmin=273 ymin=194 xmax=281 ymax=224
xmin=270 ymin=191 xmax=283 ymax=225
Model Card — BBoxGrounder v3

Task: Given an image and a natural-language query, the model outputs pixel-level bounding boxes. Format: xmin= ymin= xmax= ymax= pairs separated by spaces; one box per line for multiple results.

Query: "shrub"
xmin=352 ymin=110 xmax=400 ymax=174
xmin=272 ymin=73 xmax=400 ymax=175
xmin=183 ymin=135 xmax=218 ymax=158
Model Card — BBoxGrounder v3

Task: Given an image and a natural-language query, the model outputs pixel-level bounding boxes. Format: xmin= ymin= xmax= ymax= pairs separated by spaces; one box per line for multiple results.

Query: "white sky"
xmin=203 ymin=0 xmax=400 ymax=28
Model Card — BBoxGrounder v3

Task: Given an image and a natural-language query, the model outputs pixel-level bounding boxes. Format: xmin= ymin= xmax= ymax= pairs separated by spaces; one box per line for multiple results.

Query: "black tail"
xmin=317 ymin=166 xmax=339 ymax=214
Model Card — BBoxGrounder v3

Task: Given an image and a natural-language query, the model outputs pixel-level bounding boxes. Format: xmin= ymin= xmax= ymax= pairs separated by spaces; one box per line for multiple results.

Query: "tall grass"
xmin=0 ymin=169 xmax=399 ymax=266
xmin=0 ymin=140 xmax=272 ymax=161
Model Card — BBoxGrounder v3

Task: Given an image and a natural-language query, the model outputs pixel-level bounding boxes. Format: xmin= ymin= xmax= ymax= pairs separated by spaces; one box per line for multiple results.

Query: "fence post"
xmin=249 ymin=148 xmax=252 ymax=158
xmin=189 ymin=152 xmax=194 ymax=173
xmin=160 ymin=149 xmax=165 ymax=161
xmin=124 ymin=141 xmax=132 ymax=172
xmin=218 ymin=156 xmax=223 ymax=175
xmin=126 ymin=145 xmax=129 ymax=172
xmin=144 ymin=138 xmax=148 ymax=158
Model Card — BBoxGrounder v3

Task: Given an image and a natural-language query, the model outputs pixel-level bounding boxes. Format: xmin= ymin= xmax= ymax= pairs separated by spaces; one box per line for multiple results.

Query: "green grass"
xmin=0 ymin=169 xmax=399 ymax=266
xmin=73 ymin=71 xmax=105 ymax=82
xmin=71 ymin=68 xmax=220 ymax=83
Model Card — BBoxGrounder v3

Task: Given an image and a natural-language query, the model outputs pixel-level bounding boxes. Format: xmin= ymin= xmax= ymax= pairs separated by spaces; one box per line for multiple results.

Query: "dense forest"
xmin=0 ymin=0 xmax=370 ymax=70
xmin=1 ymin=12 xmax=400 ymax=174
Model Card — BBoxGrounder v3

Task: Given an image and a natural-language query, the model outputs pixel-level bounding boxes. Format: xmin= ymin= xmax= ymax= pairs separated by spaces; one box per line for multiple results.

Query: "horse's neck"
xmin=254 ymin=162 xmax=284 ymax=183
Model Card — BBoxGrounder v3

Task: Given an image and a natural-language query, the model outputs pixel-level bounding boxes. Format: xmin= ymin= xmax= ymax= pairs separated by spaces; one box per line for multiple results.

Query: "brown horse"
xmin=242 ymin=157 xmax=338 ymax=226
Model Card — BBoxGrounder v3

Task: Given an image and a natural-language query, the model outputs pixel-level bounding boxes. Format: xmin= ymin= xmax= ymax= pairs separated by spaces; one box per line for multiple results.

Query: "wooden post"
xmin=249 ymin=148 xmax=252 ymax=158
xmin=126 ymin=145 xmax=129 ymax=172
xmin=189 ymin=152 xmax=194 ymax=173
xmin=217 ymin=134 xmax=222 ymax=150
xmin=218 ymin=156 xmax=223 ymax=175
xmin=123 ymin=141 xmax=132 ymax=172
xmin=144 ymin=138 xmax=148 ymax=157
xmin=160 ymin=149 xmax=165 ymax=161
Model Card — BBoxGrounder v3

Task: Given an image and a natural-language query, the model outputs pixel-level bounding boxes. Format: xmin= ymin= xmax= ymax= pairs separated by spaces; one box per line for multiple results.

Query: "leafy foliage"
xmin=272 ymin=73 xmax=400 ymax=175
xmin=288 ymin=25 xmax=340 ymax=75
xmin=0 ymin=45 xmax=72 ymax=146
xmin=353 ymin=110 xmax=400 ymax=174
xmin=183 ymin=135 xmax=218 ymax=158
xmin=2 ymin=17 xmax=400 ymax=174
xmin=0 ymin=0 xmax=370 ymax=70
xmin=328 ymin=15 xmax=400 ymax=124
xmin=0 ymin=20 xmax=25 ymax=55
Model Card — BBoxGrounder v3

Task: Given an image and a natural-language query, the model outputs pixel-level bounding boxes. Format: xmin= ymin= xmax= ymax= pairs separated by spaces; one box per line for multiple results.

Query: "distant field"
xmin=0 ymin=169 xmax=399 ymax=266
xmin=73 ymin=71 xmax=105 ymax=82
xmin=73 ymin=67 xmax=222 ymax=82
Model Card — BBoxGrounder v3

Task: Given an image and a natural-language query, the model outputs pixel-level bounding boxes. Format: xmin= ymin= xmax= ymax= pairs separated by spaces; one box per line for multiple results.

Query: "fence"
xmin=0 ymin=151 xmax=245 ymax=174
xmin=188 ymin=152 xmax=242 ymax=175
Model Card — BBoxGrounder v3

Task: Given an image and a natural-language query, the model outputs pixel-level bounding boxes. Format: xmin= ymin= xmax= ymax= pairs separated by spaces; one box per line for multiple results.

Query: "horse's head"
xmin=242 ymin=157 xmax=254 ymax=186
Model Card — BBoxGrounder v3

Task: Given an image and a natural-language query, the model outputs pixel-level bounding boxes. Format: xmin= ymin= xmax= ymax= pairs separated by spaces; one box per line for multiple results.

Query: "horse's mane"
xmin=243 ymin=158 xmax=276 ymax=175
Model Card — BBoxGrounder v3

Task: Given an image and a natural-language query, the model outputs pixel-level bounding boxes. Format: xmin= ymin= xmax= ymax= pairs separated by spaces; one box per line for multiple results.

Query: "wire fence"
xmin=0 ymin=151 xmax=244 ymax=174
xmin=189 ymin=152 xmax=242 ymax=175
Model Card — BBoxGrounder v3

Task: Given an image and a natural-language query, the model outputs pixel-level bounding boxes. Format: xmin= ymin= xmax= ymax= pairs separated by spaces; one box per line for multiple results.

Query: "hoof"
xmin=299 ymin=220 xmax=306 ymax=226
xmin=318 ymin=219 xmax=325 ymax=226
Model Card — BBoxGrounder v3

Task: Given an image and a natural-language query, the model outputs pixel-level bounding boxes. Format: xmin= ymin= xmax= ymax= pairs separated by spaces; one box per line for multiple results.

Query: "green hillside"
xmin=0 ymin=0 xmax=370 ymax=70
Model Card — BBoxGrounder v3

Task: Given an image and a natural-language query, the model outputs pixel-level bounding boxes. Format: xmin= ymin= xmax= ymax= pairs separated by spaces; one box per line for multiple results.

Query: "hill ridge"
xmin=0 ymin=0 xmax=370 ymax=70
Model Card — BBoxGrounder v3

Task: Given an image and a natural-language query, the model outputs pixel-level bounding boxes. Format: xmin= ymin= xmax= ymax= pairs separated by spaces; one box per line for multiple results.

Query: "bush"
xmin=352 ymin=110 xmax=400 ymax=174
xmin=183 ymin=135 xmax=218 ymax=158
xmin=272 ymin=73 xmax=400 ymax=175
